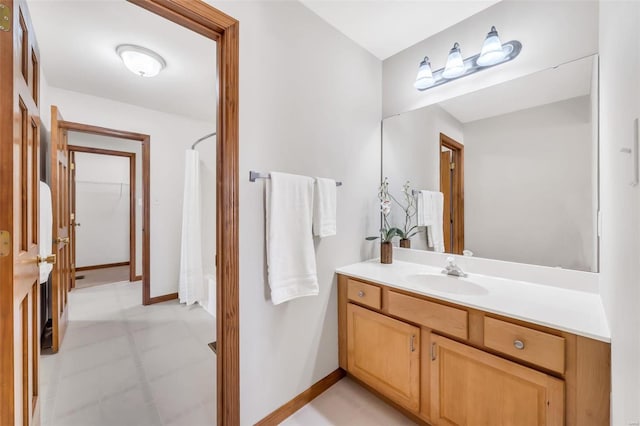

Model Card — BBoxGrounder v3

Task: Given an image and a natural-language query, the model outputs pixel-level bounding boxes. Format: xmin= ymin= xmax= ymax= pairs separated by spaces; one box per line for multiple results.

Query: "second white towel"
xmin=267 ymin=172 xmax=319 ymax=305
xmin=313 ymin=177 xmax=337 ymax=238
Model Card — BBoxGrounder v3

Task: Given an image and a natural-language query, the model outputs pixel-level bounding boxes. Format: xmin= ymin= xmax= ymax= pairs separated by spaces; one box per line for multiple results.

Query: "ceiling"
xmin=26 ymin=0 xmax=499 ymax=121
xmin=300 ymin=0 xmax=500 ymax=60
xmin=27 ymin=0 xmax=217 ymax=123
xmin=439 ymin=55 xmax=594 ymax=123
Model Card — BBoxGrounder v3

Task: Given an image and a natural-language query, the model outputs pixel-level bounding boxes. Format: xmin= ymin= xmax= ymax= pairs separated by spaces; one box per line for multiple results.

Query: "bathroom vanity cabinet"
xmin=338 ymin=274 xmax=610 ymax=426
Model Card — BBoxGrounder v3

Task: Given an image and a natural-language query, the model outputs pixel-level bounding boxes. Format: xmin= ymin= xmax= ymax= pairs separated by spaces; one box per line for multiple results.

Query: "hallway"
xmin=40 ymin=281 xmax=216 ymax=426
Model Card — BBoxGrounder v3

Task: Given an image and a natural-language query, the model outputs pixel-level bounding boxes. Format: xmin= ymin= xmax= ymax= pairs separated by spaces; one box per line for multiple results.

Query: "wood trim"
xmin=147 ymin=292 xmax=178 ymax=304
xmin=67 ymin=144 xmax=136 ymax=157
xmin=68 ymin=145 xmax=137 ymax=282
xmin=440 ymin=133 xmax=464 ymax=254
xmin=60 ymin=121 xmax=147 ymax=141
xmin=64 ymin=124 xmax=150 ymax=305
xmin=255 ymin=369 xmax=346 ymax=426
xmin=75 ymin=261 xmax=130 ymax=272
xmin=133 ymin=275 xmax=142 ymax=282
xmin=126 ymin=1 xmax=239 ymax=423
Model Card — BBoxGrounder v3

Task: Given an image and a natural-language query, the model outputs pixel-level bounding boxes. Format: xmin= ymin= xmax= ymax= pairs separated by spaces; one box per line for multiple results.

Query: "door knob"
xmin=74 ymin=223 xmax=81 ymax=227
xmin=37 ymin=254 xmax=57 ymax=264
xmin=56 ymin=237 xmax=69 ymax=244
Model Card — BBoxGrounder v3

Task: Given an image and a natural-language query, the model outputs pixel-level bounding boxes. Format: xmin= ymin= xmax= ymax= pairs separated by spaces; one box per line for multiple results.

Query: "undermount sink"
xmin=404 ymin=273 xmax=488 ymax=296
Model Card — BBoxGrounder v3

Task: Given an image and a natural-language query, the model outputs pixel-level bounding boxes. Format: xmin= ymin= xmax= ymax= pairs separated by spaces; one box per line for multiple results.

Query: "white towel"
xmin=313 ymin=177 xmax=337 ymax=238
xmin=418 ymin=190 xmax=445 ymax=253
xmin=179 ymin=150 xmax=205 ymax=306
xmin=266 ymin=172 xmax=319 ymax=305
xmin=39 ymin=181 xmax=53 ymax=284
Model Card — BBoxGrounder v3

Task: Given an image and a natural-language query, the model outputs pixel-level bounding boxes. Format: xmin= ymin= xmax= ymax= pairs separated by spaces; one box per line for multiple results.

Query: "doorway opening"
xmin=440 ymin=133 xmax=464 ymax=254
xmin=68 ymin=145 xmax=138 ymax=288
xmin=57 ymin=117 xmax=151 ymax=303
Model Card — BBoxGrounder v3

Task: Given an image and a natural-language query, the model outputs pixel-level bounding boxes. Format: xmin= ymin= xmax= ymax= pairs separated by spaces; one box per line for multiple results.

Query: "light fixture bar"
xmin=415 ymin=40 xmax=522 ymax=92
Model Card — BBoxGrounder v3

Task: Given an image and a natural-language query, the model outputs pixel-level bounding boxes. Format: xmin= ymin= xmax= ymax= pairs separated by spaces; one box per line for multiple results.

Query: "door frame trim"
xmin=60 ymin=122 xmax=151 ymax=304
xmin=126 ymin=1 xmax=239 ymax=424
xmin=68 ymin=144 xmax=137 ymax=283
xmin=440 ymin=133 xmax=464 ymax=254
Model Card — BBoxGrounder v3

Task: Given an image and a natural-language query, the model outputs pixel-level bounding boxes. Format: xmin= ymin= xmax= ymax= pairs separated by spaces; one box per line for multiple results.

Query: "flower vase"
xmin=399 ymin=239 xmax=411 ymax=249
xmin=380 ymin=242 xmax=393 ymax=264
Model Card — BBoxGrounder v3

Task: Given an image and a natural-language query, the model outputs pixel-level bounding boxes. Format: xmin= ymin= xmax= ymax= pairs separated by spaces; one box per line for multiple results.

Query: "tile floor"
xmin=280 ymin=377 xmax=417 ymax=426
xmin=40 ymin=278 xmax=414 ymax=426
xmin=74 ymin=266 xmax=130 ymax=289
xmin=40 ymin=280 xmax=216 ymax=426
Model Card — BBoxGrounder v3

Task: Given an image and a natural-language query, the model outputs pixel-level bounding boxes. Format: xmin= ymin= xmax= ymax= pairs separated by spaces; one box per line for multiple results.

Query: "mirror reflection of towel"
xmin=417 ymin=190 xmax=445 ymax=253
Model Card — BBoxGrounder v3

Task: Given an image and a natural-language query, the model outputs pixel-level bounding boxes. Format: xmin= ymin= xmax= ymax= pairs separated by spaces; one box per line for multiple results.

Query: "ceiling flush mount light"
xmin=413 ymin=26 xmax=522 ymax=92
xmin=116 ymin=44 xmax=166 ymax=78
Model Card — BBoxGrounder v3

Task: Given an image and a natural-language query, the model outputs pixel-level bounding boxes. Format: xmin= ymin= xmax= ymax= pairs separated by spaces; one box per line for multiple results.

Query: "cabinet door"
xmin=430 ymin=334 xmax=564 ymax=426
xmin=347 ymin=303 xmax=420 ymax=411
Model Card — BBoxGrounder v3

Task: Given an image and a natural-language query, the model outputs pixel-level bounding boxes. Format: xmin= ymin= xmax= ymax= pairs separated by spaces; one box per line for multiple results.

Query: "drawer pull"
xmin=410 ymin=335 xmax=416 ymax=352
xmin=358 ymin=291 xmax=365 ymax=297
xmin=513 ymin=339 xmax=525 ymax=350
xmin=431 ymin=342 xmax=437 ymax=360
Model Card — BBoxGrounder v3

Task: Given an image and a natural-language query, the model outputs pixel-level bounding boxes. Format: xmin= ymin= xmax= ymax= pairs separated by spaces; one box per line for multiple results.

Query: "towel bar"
xmin=249 ymin=171 xmax=342 ymax=186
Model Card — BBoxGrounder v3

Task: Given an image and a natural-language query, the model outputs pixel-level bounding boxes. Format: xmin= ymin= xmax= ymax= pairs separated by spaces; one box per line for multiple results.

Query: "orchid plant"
xmin=366 ymin=178 xmax=402 ymax=243
xmin=366 ymin=178 xmax=420 ymax=243
xmin=391 ymin=180 xmax=420 ymax=241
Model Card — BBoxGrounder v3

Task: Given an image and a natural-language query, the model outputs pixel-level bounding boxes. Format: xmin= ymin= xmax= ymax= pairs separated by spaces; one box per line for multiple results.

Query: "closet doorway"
xmin=440 ymin=133 xmax=465 ymax=254
xmin=54 ymin=115 xmax=151 ymax=303
xmin=68 ymin=145 xmax=138 ymax=288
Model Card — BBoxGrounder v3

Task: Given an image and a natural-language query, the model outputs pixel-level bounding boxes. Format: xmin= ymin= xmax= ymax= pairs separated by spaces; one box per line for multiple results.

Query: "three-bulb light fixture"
xmin=414 ymin=26 xmax=522 ymax=91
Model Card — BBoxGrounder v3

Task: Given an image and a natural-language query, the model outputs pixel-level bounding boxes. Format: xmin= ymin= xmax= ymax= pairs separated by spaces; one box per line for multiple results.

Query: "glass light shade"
xmin=477 ymin=26 xmax=506 ymax=66
xmin=414 ymin=56 xmax=435 ymax=90
xmin=116 ymin=45 xmax=166 ymax=78
xmin=442 ymin=42 xmax=465 ymax=79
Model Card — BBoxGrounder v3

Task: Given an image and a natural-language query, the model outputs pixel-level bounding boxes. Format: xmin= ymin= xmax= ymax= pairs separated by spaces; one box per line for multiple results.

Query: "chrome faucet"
xmin=442 ymin=256 xmax=467 ymax=278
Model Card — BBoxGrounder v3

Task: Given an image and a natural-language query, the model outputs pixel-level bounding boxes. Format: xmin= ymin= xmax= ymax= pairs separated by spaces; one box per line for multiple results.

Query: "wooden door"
xmin=0 ymin=0 xmax=43 ymax=423
xmin=50 ymin=106 xmax=70 ymax=352
xmin=69 ymin=151 xmax=76 ymax=289
xmin=440 ymin=149 xmax=452 ymax=252
xmin=430 ymin=334 xmax=564 ymax=426
xmin=347 ymin=303 xmax=420 ymax=411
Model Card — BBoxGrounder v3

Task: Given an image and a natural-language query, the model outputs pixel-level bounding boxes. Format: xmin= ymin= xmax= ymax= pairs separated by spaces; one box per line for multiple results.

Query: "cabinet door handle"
xmin=358 ymin=291 xmax=365 ymax=297
xmin=513 ymin=339 xmax=525 ymax=350
xmin=410 ymin=335 xmax=416 ymax=352
xmin=431 ymin=342 xmax=437 ymax=360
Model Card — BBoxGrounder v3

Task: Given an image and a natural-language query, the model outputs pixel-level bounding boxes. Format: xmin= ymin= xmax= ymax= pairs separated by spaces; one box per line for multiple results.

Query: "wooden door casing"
xmin=439 ymin=133 xmax=464 ymax=255
xmin=440 ymin=149 xmax=452 ymax=253
xmin=50 ymin=105 xmax=70 ymax=353
xmin=430 ymin=334 xmax=564 ymax=426
xmin=347 ymin=303 xmax=420 ymax=412
xmin=0 ymin=0 xmax=42 ymax=423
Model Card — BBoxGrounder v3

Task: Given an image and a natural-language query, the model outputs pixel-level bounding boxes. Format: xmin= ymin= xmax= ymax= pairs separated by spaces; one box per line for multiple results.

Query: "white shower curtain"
xmin=179 ymin=150 xmax=205 ymax=305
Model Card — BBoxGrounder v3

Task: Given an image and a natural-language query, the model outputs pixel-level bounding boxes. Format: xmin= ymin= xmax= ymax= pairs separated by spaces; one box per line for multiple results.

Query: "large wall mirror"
xmin=382 ymin=55 xmax=599 ymax=272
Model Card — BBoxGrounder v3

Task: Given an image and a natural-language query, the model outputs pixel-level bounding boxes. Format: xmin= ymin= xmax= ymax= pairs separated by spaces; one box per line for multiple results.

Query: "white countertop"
xmin=336 ymin=260 xmax=610 ymax=343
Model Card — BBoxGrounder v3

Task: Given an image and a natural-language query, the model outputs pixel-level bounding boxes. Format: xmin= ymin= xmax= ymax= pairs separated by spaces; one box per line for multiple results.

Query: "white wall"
xmin=209 ymin=1 xmax=381 ymax=424
xmin=74 ymin=152 xmax=130 ymax=268
xmin=41 ymin=87 xmax=216 ymax=298
xmin=382 ymin=1 xmax=598 ymax=117
xmin=598 ymin=2 xmax=640 ymax=424
xmin=382 ymin=104 xmax=463 ymax=250
xmin=464 ymin=96 xmax=594 ymax=271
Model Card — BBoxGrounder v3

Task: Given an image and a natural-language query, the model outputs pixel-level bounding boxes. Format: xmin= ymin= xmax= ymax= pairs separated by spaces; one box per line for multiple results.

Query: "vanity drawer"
xmin=484 ymin=317 xmax=565 ymax=374
xmin=387 ymin=291 xmax=468 ymax=340
xmin=347 ymin=279 xmax=381 ymax=310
